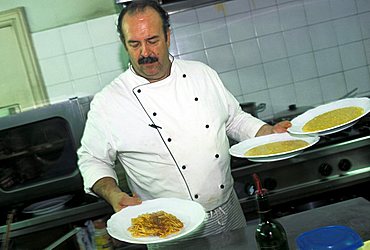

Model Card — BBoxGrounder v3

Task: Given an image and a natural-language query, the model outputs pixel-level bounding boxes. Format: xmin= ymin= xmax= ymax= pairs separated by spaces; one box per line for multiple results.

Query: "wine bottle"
xmin=253 ymin=173 xmax=289 ymax=250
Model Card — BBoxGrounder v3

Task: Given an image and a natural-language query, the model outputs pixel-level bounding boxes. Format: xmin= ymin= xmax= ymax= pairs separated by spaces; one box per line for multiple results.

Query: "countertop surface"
xmin=117 ymin=197 xmax=370 ymax=250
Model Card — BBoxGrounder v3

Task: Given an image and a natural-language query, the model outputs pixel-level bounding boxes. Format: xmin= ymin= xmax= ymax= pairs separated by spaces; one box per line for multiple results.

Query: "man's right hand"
xmin=92 ymin=177 xmax=142 ymax=212
xmin=110 ymin=191 xmax=142 ymax=212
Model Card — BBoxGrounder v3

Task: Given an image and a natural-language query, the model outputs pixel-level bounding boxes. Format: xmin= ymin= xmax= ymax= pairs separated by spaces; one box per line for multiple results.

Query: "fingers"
xmin=273 ymin=121 xmax=292 ymax=133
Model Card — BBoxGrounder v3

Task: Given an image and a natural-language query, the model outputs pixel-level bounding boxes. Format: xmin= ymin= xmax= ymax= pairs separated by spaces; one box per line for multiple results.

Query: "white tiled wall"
xmin=31 ymin=0 xmax=370 ymax=120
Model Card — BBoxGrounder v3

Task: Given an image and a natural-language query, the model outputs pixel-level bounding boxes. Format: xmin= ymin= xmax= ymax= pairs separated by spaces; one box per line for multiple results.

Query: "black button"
xmin=194 ymin=194 xmax=199 ymax=199
xmin=183 ymin=74 xmax=186 ymax=78
xmin=205 ymin=124 xmax=209 ymax=128
xmin=195 ymin=97 xmax=199 ymax=101
xmin=168 ymin=138 xmax=172 ymax=142
xmin=153 ymin=112 xmax=157 ymax=116
xmin=137 ymin=89 xmax=141 ymax=93
xmin=220 ymin=184 xmax=225 ymax=189
xmin=215 ymin=154 xmax=219 ymax=158
xmin=182 ymin=165 xmax=186 ymax=170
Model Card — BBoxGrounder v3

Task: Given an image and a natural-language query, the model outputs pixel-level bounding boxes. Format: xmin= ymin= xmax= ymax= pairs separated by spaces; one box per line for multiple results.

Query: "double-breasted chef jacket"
xmin=78 ymin=58 xmax=266 ymax=211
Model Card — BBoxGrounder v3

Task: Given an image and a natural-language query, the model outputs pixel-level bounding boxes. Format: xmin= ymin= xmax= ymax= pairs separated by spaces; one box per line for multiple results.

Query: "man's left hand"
xmin=272 ymin=120 xmax=292 ymax=133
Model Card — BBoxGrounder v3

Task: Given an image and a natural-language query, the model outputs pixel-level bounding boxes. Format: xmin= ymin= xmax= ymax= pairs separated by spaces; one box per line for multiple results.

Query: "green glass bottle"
xmin=254 ymin=174 xmax=289 ymax=250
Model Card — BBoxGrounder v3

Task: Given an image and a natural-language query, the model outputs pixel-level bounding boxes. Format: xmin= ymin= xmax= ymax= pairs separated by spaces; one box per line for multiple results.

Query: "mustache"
xmin=138 ymin=56 xmax=158 ymax=65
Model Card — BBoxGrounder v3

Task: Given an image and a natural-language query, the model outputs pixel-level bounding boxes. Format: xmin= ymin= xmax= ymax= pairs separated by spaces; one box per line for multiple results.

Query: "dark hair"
xmin=116 ymin=0 xmax=170 ymax=42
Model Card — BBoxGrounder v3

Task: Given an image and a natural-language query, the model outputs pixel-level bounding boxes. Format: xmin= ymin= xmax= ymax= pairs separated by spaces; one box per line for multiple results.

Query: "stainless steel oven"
xmin=0 ymin=97 xmax=91 ymax=210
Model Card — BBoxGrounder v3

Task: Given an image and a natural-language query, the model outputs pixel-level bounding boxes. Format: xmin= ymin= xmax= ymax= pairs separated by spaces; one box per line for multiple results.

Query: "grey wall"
xmin=0 ymin=0 xmax=119 ymax=32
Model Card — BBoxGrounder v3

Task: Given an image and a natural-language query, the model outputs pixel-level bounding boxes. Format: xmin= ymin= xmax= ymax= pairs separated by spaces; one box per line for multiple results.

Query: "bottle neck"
xmin=256 ymin=193 xmax=273 ymax=221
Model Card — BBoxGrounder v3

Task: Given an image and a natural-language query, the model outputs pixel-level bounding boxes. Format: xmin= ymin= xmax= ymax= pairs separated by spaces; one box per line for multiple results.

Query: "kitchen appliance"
xmin=240 ymin=102 xmax=266 ymax=118
xmin=232 ymin=112 xmax=370 ymax=220
xmin=0 ymin=97 xmax=92 ymax=210
xmin=115 ymin=0 xmax=232 ymax=13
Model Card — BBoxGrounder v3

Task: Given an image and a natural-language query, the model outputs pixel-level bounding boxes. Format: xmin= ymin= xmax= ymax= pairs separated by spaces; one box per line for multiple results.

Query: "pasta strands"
xmin=128 ymin=211 xmax=184 ymax=238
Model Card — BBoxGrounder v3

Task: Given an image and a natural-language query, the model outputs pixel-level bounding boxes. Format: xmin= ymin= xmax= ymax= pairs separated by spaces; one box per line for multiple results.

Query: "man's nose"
xmin=141 ymin=43 xmax=151 ymax=57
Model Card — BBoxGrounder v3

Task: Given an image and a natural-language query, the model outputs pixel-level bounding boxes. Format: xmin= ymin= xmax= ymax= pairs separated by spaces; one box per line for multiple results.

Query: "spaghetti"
xmin=128 ymin=211 xmax=184 ymax=238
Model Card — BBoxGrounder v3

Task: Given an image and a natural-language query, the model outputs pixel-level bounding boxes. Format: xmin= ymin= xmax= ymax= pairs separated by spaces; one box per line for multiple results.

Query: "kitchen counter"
xmin=120 ymin=197 xmax=370 ymax=250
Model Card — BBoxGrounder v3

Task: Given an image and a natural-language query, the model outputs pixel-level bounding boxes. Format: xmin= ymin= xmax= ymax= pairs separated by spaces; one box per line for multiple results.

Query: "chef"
xmin=77 ymin=0 xmax=290 ymax=244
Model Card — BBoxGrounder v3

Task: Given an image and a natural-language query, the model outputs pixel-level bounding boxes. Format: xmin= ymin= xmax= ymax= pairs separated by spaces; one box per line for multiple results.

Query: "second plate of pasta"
xmin=229 ymin=133 xmax=319 ymax=162
xmin=288 ymin=97 xmax=370 ymax=136
xmin=107 ymin=198 xmax=206 ymax=244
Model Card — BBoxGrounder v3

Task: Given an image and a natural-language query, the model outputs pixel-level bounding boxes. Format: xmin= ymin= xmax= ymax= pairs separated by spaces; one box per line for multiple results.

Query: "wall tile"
xmin=294 ymin=78 xmax=323 ymax=106
xmin=264 ymin=58 xmax=293 ymax=88
xmin=359 ymin=12 xmax=370 ymax=39
xmin=304 ymin=0 xmax=331 ymax=24
xmin=73 ymin=75 xmax=102 ymax=97
xmin=219 ymin=70 xmax=242 ymax=97
xmin=269 ymin=84 xmax=297 ymax=113
xmin=61 ymin=22 xmax=92 ymax=53
xmin=364 ymin=39 xmax=370 ymax=64
xmin=206 ymin=44 xmax=235 ymax=73
xmin=39 ymin=56 xmax=71 ymax=86
xmin=226 ymin=12 xmax=255 ymax=42
xmin=200 ymin=18 xmax=229 ymax=48
xmin=319 ymin=73 xmax=347 ymax=102
xmin=47 ymin=82 xmax=75 ymax=104
xmin=169 ymin=33 xmax=178 ymax=56
xmin=179 ymin=50 xmax=209 ymax=65
xmin=100 ymin=69 xmax=123 ymax=88
xmin=278 ymin=0 xmax=307 ymax=30
xmin=315 ymin=47 xmax=342 ymax=76
xmin=309 ymin=22 xmax=337 ymax=50
xmin=196 ymin=3 xmax=225 ymax=22
xmin=174 ymin=24 xmax=204 ymax=54
xmin=289 ymin=53 xmax=318 ymax=82
xmin=259 ymin=33 xmax=287 ymax=62
xmin=94 ymin=42 xmax=125 ymax=73
xmin=356 ymin=0 xmax=370 ymax=13
xmin=87 ymin=15 xmax=119 ymax=47
xmin=32 ymin=29 xmax=65 ymax=59
xmin=339 ymin=41 xmax=367 ymax=70
xmin=238 ymin=64 xmax=267 ymax=94
xmin=66 ymin=49 xmax=98 ymax=79
xmin=253 ymin=6 xmax=281 ymax=36
xmin=232 ymin=38 xmax=262 ymax=68
xmin=170 ymin=9 xmax=198 ymax=29
xmin=329 ymin=0 xmax=356 ymax=19
xmin=225 ymin=0 xmax=251 ymax=15
xmin=344 ymin=66 xmax=370 ymax=94
xmin=250 ymin=0 xmax=276 ymax=10
xmin=284 ymin=27 xmax=312 ymax=56
xmin=333 ymin=16 xmax=362 ymax=45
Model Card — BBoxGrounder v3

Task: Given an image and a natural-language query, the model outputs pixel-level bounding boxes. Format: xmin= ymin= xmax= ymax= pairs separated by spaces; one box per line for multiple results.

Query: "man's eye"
xmin=130 ymin=42 xmax=140 ymax=48
xmin=148 ymin=39 xmax=159 ymax=44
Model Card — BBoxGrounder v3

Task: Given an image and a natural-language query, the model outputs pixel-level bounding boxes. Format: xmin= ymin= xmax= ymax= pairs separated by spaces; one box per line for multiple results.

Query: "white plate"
xmin=23 ymin=195 xmax=73 ymax=216
xmin=288 ymin=97 xmax=370 ymax=136
xmin=107 ymin=198 xmax=206 ymax=244
xmin=229 ymin=133 xmax=319 ymax=162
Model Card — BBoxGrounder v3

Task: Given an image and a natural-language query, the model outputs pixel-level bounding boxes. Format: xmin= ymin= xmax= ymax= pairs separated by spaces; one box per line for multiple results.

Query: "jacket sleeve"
xmin=211 ymin=69 xmax=266 ymax=142
xmin=77 ymin=94 xmax=118 ymax=195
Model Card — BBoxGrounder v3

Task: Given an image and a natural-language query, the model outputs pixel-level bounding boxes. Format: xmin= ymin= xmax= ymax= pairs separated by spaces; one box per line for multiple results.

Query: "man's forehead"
xmin=122 ymin=9 xmax=164 ymax=39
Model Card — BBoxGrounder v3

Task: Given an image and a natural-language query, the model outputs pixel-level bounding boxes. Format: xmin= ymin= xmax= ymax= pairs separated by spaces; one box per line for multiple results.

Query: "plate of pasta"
xmin=106 ymin=198 xmax=206 ymax=244
xmin=229 ymin=132 xmax=319 ymax=162
xmin=288 ymin=97 xmax=370 ymax=136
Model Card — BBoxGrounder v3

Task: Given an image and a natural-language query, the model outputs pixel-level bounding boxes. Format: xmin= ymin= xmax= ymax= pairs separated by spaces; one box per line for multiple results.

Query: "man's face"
xmin=122 ymin=8 xmax=171 ymax=83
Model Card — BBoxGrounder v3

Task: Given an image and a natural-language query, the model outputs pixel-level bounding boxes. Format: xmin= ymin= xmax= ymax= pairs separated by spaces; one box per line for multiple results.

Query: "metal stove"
xmin=231 ymin=114 xmax=370 ymax=220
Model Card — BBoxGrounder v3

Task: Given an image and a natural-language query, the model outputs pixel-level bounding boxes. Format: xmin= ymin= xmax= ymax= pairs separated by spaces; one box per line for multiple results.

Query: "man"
xmin=78 ymin=0 xmax=290 ymax=243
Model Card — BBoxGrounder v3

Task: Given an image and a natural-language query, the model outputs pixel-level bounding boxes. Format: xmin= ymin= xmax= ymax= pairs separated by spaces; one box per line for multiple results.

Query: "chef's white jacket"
xmin=77 ymin=58 xmax=265 ymax=211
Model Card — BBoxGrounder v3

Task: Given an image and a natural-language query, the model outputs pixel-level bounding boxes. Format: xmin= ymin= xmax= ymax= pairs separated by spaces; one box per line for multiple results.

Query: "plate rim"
xmin=23 ymin=194 xmax=73 ymax=214
xmin=106 ymin=197 xmax=206 ymax=244
xmin=288 ymin=97 xmax=370 ymax=135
